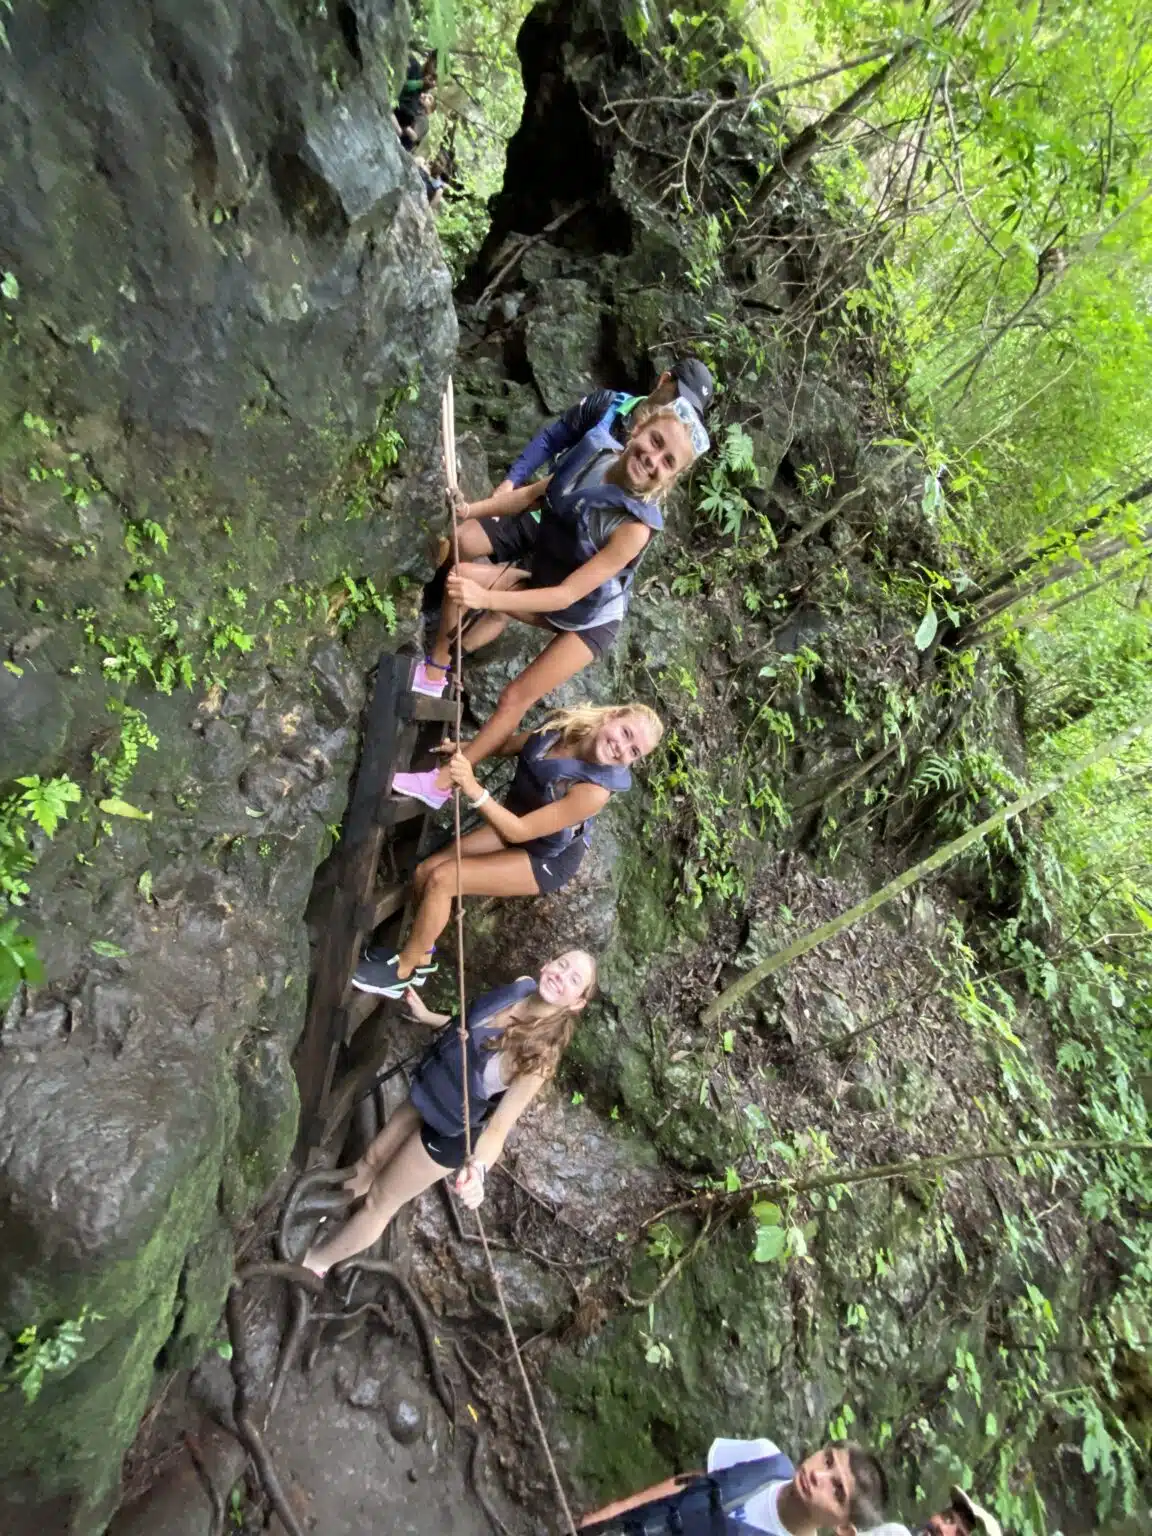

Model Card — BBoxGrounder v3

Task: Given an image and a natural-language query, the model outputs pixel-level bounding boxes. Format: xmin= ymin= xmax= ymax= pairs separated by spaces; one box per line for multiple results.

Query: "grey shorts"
xmin=525 ymin=836 xmax=587 ymax=894
xmin=543 ymin=619 xmax=620 ymax=659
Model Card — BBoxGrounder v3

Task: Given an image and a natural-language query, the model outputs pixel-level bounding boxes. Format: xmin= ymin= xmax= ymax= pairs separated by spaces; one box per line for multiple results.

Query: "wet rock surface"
xmin=0 ymin=0 xmax=454 ymax=1528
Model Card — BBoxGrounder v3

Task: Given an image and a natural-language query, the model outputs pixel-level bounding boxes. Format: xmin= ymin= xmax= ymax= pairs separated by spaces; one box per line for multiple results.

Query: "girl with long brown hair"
xmin=302 ymin=950 xmax=596 ymax=1275
xmin=351 ymin=703 xmax=663 ymax=998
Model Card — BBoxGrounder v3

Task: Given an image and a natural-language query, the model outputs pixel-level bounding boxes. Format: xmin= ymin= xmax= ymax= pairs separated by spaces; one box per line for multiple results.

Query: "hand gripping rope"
xmin=441 ymin=380 xmax=580 ymax=1536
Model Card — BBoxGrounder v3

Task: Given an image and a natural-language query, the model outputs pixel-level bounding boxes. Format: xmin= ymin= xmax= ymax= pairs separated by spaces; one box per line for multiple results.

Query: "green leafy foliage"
xmin=2 ymin=1307 xmax=101 ymax=1403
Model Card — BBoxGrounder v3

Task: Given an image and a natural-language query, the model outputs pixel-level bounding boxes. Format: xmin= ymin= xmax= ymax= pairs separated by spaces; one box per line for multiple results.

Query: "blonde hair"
xmin=533 ymin=703 xmax=665 ymax=757
xmin=485 ymin=951 xmax=598 ymax=1081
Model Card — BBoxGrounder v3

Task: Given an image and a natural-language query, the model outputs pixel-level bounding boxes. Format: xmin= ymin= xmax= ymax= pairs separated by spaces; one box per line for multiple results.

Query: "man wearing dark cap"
xmin=920 ymin=1486 xmax=1002 ymax=1536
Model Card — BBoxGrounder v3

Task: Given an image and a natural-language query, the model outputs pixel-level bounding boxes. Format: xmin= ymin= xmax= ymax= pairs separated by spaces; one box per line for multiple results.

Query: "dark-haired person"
xmin=394 ymin=87 xmax=435 ymax=151
xmin=579 ymin=1435 xmax=888 ymax=1536
xmin=920 ymin=1487 xmax=1002 ymax=1536
xmin=423 ymin=358 xmax=716 ymax=624
xmin=302 ymin=949 xmax=596 ymax=1276
xmin=397 ymin=48 xmax=438 ymax=108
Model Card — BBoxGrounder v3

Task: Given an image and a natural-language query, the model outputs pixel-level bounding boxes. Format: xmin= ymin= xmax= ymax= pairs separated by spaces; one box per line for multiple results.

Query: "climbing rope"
xmin=441 ymin=381 xmax=580 ymax=1536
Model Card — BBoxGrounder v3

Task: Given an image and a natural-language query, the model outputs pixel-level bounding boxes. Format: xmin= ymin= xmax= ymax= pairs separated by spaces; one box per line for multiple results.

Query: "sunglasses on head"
xmin=665 ymin=395 xmax=710 ymax=457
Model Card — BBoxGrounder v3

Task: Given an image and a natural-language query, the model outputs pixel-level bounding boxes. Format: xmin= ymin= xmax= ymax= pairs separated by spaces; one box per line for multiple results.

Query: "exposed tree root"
xmin=225 ymin=1272 xmax=323 ymax=1536
xmin=468 ymin=1428 xmax=511 ymax=1536
xmin=334 ymin=1260 xmax=457 ymax=1420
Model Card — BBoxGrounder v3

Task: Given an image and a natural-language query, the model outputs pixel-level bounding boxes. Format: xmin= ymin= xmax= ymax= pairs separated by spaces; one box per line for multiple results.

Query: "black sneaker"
xmin=351 ymin=952 xmax=438 ymax=997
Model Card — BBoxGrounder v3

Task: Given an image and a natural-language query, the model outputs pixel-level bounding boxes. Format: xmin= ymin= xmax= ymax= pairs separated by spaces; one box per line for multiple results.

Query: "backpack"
xmin=579 ymin=1453 xmax=796 ymax=1536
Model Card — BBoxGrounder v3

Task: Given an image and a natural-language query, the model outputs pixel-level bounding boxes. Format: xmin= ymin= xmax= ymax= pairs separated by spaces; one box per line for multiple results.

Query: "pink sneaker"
xmin=392 ymin=769 xmax=451 ymax=810
xmin=412 ymin=659 xmax=449 ymax=698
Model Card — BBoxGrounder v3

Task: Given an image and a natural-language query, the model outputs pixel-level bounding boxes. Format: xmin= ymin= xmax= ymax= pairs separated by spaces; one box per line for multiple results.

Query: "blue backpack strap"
xmin=711 ymin=1453 xmax=795 ymax=1510
xmin=465 ymin=976 xmax=538 ymax=1031
xmin=594 ymin=390 xmax=636 ymax=433
xmin=576 ymin=480 xmax=664 ymax=532
xmin=581 ymin=1455 xmax=795 ymax=1536
xmin=531 ymin=753 xmax=631 ymax=795
xmin=551 ymin=422 xmax=620 ymax=494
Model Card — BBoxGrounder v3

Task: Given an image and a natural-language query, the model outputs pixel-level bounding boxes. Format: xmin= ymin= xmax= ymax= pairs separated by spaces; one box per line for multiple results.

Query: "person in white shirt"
xmin=706 ymin=1437 xmax=887 ymax=1535
xmin=578 ymin=1435 xmax=888 ymax=1534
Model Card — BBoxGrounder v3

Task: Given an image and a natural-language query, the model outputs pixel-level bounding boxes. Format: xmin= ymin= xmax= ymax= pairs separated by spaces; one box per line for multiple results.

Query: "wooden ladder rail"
xmin=293 ymin=653 xmax=459 ymax=1144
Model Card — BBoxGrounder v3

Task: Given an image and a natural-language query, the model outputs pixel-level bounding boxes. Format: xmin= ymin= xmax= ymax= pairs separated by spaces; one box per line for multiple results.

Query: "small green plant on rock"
xmin=0 ymin=774 xmax=83 ymax=1002
xmin=92 ymin=703 xmax=158 ymax=796
xmin=2 ymin=1306 xmax=101 ymax=1403
xmin=697 ymin=423 xmax=761 ymax=539
xmin=329 ymin=574 xmax=397 ymax=634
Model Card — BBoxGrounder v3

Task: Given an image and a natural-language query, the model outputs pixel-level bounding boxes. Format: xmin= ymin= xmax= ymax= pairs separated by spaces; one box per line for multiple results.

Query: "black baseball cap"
xmin=672 ymin=357 xmax=715 ymax=417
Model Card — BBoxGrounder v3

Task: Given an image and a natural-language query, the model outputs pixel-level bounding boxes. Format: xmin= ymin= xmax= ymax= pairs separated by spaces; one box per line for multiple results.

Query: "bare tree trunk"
xmin=976 ymin=476 xmax=1152 ymax=600
xmin=646 ymin=1135 xmax=1152 ymax=1224
xmin=752 ymin=42 xmax=920 ymax=205
xmin=700 ymin=711 xmax=1152 ymax=1025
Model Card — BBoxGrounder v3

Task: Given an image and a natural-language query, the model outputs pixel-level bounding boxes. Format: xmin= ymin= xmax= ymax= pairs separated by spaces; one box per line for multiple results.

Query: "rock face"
xmin=0 ymin=2 xmax=454 ymax=1529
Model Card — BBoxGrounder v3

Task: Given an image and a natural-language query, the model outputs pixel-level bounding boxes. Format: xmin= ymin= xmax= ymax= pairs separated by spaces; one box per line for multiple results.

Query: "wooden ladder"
xmin=293 ymin=652 xmax=457 ymax=1152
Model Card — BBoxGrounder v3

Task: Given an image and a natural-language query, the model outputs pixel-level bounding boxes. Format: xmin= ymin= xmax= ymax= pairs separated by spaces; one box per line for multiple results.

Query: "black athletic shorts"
xmin=480 ymin=508 xmax=540 ymax=565
xmin=420 ymin=1121 xmax=470 ymax=1169
xmin=526 ymin=834 xmax=587 ymax=894
xmin=478 ymin=509 xmax=620 ymax=659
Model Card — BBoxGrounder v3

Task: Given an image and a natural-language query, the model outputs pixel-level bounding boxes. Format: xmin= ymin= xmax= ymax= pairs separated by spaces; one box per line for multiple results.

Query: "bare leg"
xmin=459 ymin=629 xmax=595 ymax=769
xmin=412 ymin=825 xmax=508 ymax=899
xmin=428 ymin=561 xmax=529 ymax=672
xmin=343 ymin=1100 xmax=422 ymax=1197
xmin=456 ymin=520 xmax=495 ymax=560
xmin=461 ymin=611 xmax=513 ymax=652
xmin=303 ymin=1125 xmax=446 ymax=1275
xmin=397 ymin=849 xmax=541 ymax=975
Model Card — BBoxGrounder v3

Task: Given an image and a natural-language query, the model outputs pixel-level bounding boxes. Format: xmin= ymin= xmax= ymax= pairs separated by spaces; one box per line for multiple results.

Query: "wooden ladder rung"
xmin=343 ymin=989 xmax=384 ymax=1037
xmin=378 ymin=796 xmax=431 ymax=828
xmin=355 ymin=881 xmax=407 ymax=933
xmin=401 ymin=693 xmax=459 ymax=724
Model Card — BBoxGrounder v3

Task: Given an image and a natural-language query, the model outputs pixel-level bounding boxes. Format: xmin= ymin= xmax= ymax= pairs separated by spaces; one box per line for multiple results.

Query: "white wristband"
xmin=470 ymin=788 xmax=491 ymax=809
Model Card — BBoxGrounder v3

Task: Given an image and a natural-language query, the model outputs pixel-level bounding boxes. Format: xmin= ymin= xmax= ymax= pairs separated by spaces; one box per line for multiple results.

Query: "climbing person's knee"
xmin=361 ymin=1180 xmax=394 ymax=1221
xmin=424 ymin=860 xmax=457 ymax=899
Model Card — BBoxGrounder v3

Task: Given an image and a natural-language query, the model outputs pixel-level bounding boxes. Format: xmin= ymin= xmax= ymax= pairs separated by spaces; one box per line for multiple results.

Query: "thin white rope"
xmin=441 ymin=381 xmax=579 ymax=1536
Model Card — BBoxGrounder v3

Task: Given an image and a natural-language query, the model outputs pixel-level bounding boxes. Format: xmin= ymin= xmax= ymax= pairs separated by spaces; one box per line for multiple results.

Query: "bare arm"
xmin=453 ymin=521 xmax=651 ymax=616
xmin=437 ymin=732 xmax=530 ymax=762
xmin=578 ymin=1478 xmax=700 ymax=1528
xmin=460 ymin=479 xmax=550 ymax=521
xmin=471 ymin=1069 xmax=548 ymax=1168
xmin=448 ymin=756 xmax=609 ymax=843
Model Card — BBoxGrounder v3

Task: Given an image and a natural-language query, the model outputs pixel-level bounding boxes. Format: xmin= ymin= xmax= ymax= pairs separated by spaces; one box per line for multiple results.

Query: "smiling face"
xmin=537 ymin=950 xmax=596 ymax=1007
xmin=618 ymin=413 xmax=696 ymax=496
xmin=592 ymin=711 xmax=660 ymax=768
xmin=794 ymin=1445 xmax=856 ymax=1528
